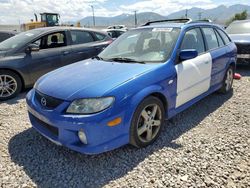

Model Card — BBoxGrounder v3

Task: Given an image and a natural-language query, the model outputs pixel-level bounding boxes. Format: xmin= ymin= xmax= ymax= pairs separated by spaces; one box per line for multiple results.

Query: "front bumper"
xmin=26 ymin=89 xmax=130 ymax=154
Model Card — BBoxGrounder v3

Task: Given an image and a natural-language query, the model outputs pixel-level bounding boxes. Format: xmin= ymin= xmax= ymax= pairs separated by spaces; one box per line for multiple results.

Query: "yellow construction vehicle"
xmin=21 ymin=13 xmax=60 ymax=31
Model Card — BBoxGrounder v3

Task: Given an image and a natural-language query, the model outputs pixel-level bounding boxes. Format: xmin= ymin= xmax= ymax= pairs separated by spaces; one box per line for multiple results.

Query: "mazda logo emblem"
xmin=41 ymin=97 xmax=47 ymax=107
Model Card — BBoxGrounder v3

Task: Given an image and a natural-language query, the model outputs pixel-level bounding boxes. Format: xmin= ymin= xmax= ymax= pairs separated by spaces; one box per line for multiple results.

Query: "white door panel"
xmin=175 ymin=53 xmax=212 ymax=108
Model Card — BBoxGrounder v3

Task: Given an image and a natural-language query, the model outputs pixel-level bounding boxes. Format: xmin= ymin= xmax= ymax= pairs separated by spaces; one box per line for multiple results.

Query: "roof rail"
xmin=142 ymin=18 xmax=192 ymax=26
xmin=189 ymin=19 xmax=213 ymax=24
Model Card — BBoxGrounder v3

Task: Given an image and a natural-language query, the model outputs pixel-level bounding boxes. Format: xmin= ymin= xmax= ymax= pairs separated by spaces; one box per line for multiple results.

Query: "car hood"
xmin=36 ymin=59 xmax=161 ymax=101
xmin=229 ymin=34 xmax=250 ymax=43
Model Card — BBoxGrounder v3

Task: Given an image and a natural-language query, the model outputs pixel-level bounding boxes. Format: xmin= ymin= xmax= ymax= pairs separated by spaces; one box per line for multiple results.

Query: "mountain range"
xmin=78 ymin=4 xmax=250 ymax=27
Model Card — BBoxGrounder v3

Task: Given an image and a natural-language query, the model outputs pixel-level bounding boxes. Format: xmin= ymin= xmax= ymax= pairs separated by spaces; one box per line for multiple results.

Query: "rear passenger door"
xmin=175 ymin=28 xmax=212 ymax=108
xmin=201 ymin=27 xmax=229 ymax=87
xmin=68 ymin=30 xmax=99 ymax=64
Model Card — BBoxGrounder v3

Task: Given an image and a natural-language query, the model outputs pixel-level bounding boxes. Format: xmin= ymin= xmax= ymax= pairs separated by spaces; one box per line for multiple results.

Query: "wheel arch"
xmin=129 ymin=85 xmax=170 ymax=120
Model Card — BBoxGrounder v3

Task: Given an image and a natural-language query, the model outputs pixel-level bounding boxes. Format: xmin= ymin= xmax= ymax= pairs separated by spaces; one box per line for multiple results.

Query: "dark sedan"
xmin=0 ymin=27 xmax=112 ymax=100
xmin=0 ymin=31 xmax=17 ymax=43
xmin=226 ymin=20 xmax=250 ymax=64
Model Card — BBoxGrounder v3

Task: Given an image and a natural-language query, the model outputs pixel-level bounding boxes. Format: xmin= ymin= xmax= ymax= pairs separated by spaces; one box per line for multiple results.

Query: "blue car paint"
xmin=26 ymin=22 xmax=237 ymax=154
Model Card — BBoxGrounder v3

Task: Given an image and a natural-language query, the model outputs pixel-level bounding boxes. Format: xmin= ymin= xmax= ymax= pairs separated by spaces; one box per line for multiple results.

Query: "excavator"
xmin=21 ymin=13 xmax=60 ymax=31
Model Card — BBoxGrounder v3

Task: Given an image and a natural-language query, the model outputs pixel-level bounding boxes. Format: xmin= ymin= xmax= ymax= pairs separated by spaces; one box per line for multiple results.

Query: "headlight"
xmin=66 ymin=97 xmax=115 ymax=114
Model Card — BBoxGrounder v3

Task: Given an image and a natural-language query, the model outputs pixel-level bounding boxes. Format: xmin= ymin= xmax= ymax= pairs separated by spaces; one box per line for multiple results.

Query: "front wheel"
xmin=218 ymin=66 xmax=234 ymax=94
xmin=130 ymin=96 xmax=165 ymax=148
xmin=0 ymin=70 xmax=22 ymax=101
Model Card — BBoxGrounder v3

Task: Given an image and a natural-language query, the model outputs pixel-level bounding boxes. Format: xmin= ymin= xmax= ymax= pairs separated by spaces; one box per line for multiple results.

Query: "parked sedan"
xmin=0 ymin=30 xmax=17 ymax=43
xmin=26 ymin=19 xmax=237 ymax=154
xmin=0 ymin=27 xmax=112 ymax=100
xmin=226 ymin=20 xmax=250 ymax=64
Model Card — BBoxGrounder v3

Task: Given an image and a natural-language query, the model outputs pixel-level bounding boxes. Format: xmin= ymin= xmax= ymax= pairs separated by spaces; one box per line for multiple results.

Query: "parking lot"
xmin=0 ymin=65 xmax=249 ymax=187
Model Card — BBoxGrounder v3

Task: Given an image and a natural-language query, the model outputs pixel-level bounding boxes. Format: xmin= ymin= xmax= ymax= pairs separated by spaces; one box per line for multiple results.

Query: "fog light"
xmin=78 ymin=129 xmax=87 ymax=144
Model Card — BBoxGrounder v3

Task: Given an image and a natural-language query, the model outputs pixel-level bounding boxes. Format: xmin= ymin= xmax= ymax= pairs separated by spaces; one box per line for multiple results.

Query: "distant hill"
xmin=167 ymin=4 xmax=250 ymax=23
xmin=78 ymin=4 xmax=250 ymax=27
xmin=79 ymin=12 xmax=165 ymax=27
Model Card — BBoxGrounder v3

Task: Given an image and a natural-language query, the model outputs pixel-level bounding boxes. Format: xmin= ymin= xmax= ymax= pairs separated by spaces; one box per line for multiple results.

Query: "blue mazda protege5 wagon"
xmin=26 ymin=19 xmax=237 ymax=154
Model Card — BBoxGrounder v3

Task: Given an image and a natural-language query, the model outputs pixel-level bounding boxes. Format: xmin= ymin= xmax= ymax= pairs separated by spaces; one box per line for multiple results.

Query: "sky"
xmin=0 ymin=0 xmax=249 ymax=24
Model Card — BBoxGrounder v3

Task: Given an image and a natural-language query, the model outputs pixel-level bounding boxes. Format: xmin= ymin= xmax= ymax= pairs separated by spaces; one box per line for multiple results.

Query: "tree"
xmin=226 ymin=10 xmax=248 ymax=25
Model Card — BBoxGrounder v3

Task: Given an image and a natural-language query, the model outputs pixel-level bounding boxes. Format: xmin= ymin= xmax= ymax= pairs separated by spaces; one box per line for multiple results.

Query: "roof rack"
xmin=142 ymin=18 xmax=192 ymax=26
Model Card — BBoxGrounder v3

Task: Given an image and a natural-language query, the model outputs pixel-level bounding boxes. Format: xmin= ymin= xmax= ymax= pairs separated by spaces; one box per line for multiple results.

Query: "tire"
xmin=218 ymin=66 xmax=234 ymax=94
xmin=0 ymin=70 xmax=22 ymax=101
xmin=130 ymin=96 xmax=165 ymax=148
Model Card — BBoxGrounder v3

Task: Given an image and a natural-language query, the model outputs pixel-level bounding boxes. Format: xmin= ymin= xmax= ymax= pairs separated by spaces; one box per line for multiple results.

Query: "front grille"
xmin=35 ymin=90 xmax=63 ymax=109
xmin=235 ymin=43 xmax=250 ymax=54
xmin=32 ymin=114 xmax=59 ymax=137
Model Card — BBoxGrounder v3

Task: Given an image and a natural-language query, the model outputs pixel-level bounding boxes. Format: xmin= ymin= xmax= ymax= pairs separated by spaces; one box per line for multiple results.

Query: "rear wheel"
xmin=0 ymin=70 xmax=22 ymax=101
xmin=219 ymin=66 xmax=234 ymax=94
xmin=130 ymin=96 xmax=165 ymax=148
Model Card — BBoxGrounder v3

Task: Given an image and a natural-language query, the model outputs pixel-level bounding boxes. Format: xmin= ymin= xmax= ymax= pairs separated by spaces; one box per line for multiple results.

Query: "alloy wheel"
xmin=0 ymin=75 xmax=17 ymax=98
xmin=225 ymin=68 xmax=233 ymax=91
xmin=136 ymin=104 xmax=162 ymax=143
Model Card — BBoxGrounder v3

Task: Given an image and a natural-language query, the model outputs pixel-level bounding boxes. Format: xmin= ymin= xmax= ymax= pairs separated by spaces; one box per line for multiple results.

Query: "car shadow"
xmin=0 ymin=89 xmax=29 ymax=105
xmin=8 ymin=89 xmax=233 ymax=188
xmin=8 ymin=91 xmax=233 ymax=187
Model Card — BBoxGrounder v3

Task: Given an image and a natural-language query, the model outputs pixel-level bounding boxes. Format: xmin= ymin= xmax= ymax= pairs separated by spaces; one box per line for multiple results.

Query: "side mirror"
xmin=179 ymin=49 xmax=198 ymax=61
xmin=25 ymin=44 xmax=40 ymax=54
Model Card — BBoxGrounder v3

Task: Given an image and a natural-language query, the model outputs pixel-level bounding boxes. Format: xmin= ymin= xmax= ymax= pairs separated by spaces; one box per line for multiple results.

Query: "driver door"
xmin=25 ymin=31 xmax=71 ymax=83
xmin=175 ymin=28 xmax=212 ymax=108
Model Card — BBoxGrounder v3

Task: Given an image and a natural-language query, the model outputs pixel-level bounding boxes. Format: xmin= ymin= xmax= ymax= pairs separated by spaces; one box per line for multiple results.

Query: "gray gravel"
xmin=0 ymin=66 xmax=250 ymax=188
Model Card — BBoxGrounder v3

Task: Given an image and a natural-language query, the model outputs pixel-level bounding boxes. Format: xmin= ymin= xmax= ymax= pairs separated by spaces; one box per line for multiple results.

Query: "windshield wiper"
xmin=91 ymin=55 xmax=104 ymax=60
xmin=107 ymin=57 xmax=145 ymax=64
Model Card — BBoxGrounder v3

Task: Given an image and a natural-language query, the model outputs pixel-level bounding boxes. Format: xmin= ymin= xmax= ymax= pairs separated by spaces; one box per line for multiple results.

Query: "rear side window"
xmin=94 ymin=32 xmax=106 ymax=41
xmin=181 ymin=28 xmax=205 ymax=54
xmin=214 ymin=29 xmax=224 ymax=47
xmin=202 ymin=28 xmax=219 ymax=50
xmin=216 ymin=29 xmax=231 ymax=45
xmin=70 ymin=30 xmax=94 ymax=45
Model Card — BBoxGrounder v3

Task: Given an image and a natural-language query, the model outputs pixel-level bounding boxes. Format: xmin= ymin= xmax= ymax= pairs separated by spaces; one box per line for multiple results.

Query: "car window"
xmin=94 ymin=32 xmax=106 ymax=41
xmin=0 ymin=30 xmax=43 ymax=51
xmin=99 ymin=28 xmax=180 ymax=63
xmin=33 ymin=32 xmax=66 ymax=49
xmin=216 ymin=29 xmax=231 ymax=44
xmin=226 ymin=21 xmax=250 ymax=34
xmin=70 ymin=30 xmax=94 ymax=45
xmin=214 ymin=29 xmax=224 ymax=47
xmin=181 ymin=28 xmax=205 ymax=54
xmin=202 ymin=28 xmax=219 ymax=50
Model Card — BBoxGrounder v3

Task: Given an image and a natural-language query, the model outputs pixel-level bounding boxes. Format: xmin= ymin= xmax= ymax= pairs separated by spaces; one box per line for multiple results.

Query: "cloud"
xmin=0 ymin=0 xmax=249 ymax=24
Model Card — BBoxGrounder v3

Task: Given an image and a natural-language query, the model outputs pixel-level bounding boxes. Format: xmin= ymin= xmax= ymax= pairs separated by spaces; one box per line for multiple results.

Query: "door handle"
xmin=63 ymin=51 xmax=70 ymax=55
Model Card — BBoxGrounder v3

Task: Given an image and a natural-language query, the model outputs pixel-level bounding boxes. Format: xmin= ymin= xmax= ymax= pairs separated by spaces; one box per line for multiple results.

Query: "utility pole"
xmin=134 ymin=10 xmax=137 ymax=27
xmin=198 ymin=12 xmax=202 ymax=20
xmin=91 ymin=5 xmax=95 ymax=27
xmin=185 ymin=9 xmax=188 ymax=18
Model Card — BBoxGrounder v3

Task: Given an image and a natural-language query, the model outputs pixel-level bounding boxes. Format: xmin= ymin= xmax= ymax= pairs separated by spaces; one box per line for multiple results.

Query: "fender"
xmin=123 ymin=84 xmax=171 ymax=129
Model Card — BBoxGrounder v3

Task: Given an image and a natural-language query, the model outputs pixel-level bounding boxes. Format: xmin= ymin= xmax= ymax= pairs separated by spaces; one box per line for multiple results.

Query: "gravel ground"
xmin=0 ymin=66 xmax=250 ymax=188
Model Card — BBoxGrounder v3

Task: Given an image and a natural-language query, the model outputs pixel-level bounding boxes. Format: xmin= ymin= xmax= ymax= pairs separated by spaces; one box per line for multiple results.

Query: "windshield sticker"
xmin=25 ymin=33 xmax=34 ymax=37
xmin=152 ymin=28 xmax=173 ymax=32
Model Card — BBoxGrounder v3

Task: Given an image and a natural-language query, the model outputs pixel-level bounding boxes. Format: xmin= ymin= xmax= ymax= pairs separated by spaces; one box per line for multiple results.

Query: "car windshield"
xmin=99 ymin=27 xmax=180 ymax=63
xmin=0 ymin=30 xmax=43 ymax=51
xmin=226 ymin=21 xmax=250 ymax=34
